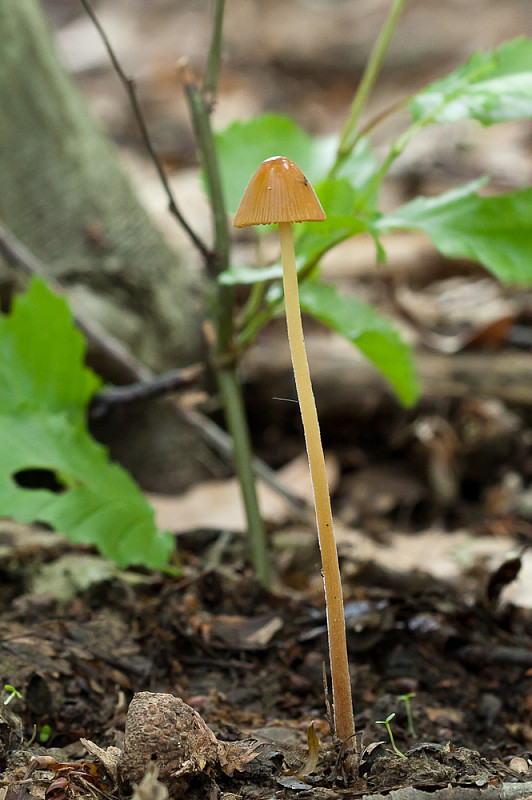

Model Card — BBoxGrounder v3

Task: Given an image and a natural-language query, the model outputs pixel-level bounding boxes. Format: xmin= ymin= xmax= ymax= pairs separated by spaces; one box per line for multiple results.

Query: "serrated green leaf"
xmin=0 ymin=278 xmax=173 ymax=570
xmin=215 ymin=113 xmax=380 ymax=215
xmin=0 ymin=278 xmax=101 ymax=414
xmin=411 ymin=37 xmax=532 ymax=125
xmin=298 ymin=281 xmax=418 ymax=407
xmin=377 ymin=179 xmax=532 ymax=286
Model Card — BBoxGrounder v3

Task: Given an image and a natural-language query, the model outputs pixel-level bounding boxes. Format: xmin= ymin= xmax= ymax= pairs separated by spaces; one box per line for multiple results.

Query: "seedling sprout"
xmin=375 ymin=713 xmax=406 ymax=759
xmin=3 ymin=685 xmax=22 ymax=706
xmin=397 ymin=692 xmax=417 ymax=739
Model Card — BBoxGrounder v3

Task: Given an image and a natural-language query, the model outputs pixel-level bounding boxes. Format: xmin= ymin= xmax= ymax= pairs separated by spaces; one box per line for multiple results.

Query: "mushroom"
xmin=234 ymin=156 xmax=356 ymax=747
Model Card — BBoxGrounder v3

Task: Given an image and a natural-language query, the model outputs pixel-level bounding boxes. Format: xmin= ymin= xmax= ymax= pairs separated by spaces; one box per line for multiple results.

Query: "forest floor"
xmin=3 ymin=1 xmax=532 ymax=798
xmin=3 ymin=493 xmax=532 ymax=800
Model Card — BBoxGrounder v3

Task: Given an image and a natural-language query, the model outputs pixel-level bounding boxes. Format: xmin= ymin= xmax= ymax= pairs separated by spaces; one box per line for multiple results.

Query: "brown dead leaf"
xmin=425 ymin=706 xmax=464 ymax=725
xmin=147 ymin=453 xmax=338 ymax=532
xmin=396 ymin=277 xmax=517 ymax=354
xmin=81 ymin=739 xmax=120 ymax=782
xmin=216 ymin=740 xmax=261 ymax=777
xmin=208 ymin=612 xmax=283 ymax=650
xmin=335 ymin=526 xmax=517 ymax=586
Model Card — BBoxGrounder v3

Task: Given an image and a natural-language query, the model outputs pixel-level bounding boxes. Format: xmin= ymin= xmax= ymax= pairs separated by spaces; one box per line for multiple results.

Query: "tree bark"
xmin=0 ymin=0 xmax=205 ymax=373
xmin=0 ymin=0 xmax=212 ymax=491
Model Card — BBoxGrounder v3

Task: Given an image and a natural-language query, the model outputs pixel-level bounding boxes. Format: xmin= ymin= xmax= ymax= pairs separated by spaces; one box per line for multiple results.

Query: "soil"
xmin=3 ymin=476 xmax=532 ymax=800
xmin=4 ymin=1 xmax=532 ymax=798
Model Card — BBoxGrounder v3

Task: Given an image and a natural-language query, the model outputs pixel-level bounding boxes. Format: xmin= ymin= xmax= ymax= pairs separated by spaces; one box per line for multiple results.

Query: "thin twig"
xmin=355 ymin=95 xmax=410 ymax=140
xmin=336 ymin=0 xmax=407 ymax=164
xmin=78 ymin=0 xmax=213 ymax=264
xmin=90 ymin=365 xmax=204 ymax=418
xmin=0 ymin=219 xmax=310 ymax=519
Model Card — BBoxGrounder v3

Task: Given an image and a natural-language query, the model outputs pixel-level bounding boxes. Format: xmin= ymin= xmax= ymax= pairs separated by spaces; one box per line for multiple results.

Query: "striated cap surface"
xmin=233 ymin=156 xmax=326 ymax=227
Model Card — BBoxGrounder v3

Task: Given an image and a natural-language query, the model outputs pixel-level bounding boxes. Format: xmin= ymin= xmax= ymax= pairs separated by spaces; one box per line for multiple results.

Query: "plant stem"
xmin=216 ymin=366 xmax=271 ymax=587
xmin=179 ymin=57 xmax=270 ymax=586
xmin=180 ymin=65 xmax=230 ymax=284
xmin=376 ymin=715 xmax=406 ymax=759
xmin=336 ymin=0 xmax=407 ymax=164
xmin=203 ymin=0 xmax=226 ymax=109
xmin=398 ymin=694 xmax=417 ymax=739
xmin=235 ymin=242 xmax=340 ymax=353
xmin=237 ymin=236 xmax=269 ymax=331
xmin=236 ymin=301 xmax=277 ymax=351
xmin=355 ymin=96 xmax=410 ymax=141
xmin=182 ymin=405 xmax=309 ymax=518
xmin=279 ymin=221 xmax=355 ymax=745
xmin=237 ymin=279 xmax=268 ymax=332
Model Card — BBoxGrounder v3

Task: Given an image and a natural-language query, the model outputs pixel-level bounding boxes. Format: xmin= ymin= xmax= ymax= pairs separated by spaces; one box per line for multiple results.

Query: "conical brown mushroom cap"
xmin=233 ymin=156 xmax=326 ymax=227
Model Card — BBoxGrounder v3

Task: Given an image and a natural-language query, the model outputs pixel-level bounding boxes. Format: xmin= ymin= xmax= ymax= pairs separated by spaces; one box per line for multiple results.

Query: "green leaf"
xmin=215 ymin=113 xmax=380 ymax=215
xmin=333 ymin=136 xmax=381 ymax=207
xmin=411 ymin=37 xmax=532 ymax=125
xmin=295 ymin=178 xmax=371 ymax=266
xmin=0 ymin=278 xmax=102 ymax=414
xmin=216 ymin=114 xmax=328 ymax=214
xmin=377 ymin=179 xmax=532 ymax=286
xmin=0 ymin=411 xmax=174 ymax=569
xmin=219 ymin=263 xmax=284 ymax=286
xmin=298 ymin=281 xmax=419 ymax=407
xmin=0 ymin=278 xmax=173 ymax=569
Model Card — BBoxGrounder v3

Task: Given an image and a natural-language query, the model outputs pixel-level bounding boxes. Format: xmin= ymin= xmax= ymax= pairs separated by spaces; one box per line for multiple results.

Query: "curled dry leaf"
xmin=295 ymin=721 xmax=320 ymax=778
xmin=80 ymin=739 xmax=121 ymax=783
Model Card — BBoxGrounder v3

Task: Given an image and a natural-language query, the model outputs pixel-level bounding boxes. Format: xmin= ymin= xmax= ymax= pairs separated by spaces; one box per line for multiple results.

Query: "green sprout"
xmin=375 ymin=713 xmax=406 ymax=759
xmin=3 ymin=685 xmax=22 ymax=705
xmin=39 ymin=724 xmax=52 ymax=744
xmin=26 ymin=725 xmax=37 ymax=747
xmin=397 ymin=692 xmax=417 ymax=739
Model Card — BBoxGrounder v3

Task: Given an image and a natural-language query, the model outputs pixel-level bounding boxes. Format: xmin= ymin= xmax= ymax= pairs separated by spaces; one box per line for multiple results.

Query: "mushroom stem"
xmin=278 ymin=221 xmax=355 ymax=746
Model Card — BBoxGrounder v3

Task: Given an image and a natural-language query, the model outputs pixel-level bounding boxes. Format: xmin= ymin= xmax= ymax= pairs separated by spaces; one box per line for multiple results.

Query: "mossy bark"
xmin=0 ymin=0 xmax=205 ymax=372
